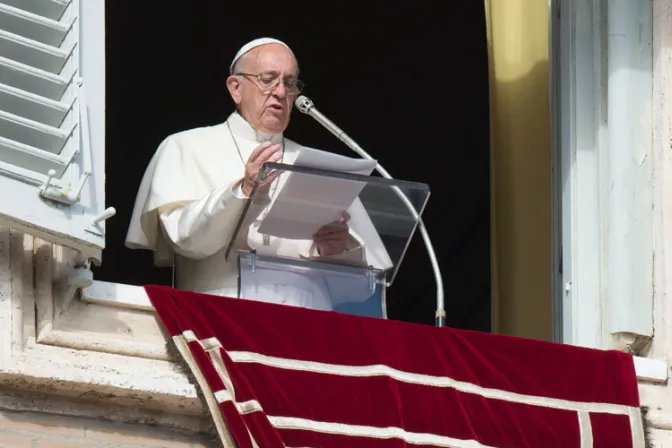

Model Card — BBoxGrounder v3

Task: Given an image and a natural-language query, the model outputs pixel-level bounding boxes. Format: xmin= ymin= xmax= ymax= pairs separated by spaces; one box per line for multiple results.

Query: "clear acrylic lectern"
xmin=224 ymin=162 xmax=430 ymax=319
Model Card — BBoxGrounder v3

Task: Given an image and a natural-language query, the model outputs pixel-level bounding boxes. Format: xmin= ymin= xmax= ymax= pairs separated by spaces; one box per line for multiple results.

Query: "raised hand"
xmin=242 ymin=142 xmax=283 ymax=197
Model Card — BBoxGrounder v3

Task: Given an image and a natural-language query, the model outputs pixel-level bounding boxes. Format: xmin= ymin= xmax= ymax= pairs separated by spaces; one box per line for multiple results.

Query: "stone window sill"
xmin=1 ymin=232 xmax=665 ymax=435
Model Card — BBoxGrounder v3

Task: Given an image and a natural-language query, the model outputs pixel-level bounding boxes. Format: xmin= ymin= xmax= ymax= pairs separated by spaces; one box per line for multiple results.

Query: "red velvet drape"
xmin=145 ymin=285 xmax=643 ymax=448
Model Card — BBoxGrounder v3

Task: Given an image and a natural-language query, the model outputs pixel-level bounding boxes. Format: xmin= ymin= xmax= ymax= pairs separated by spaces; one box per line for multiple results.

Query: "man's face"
xmin=227 ymin=44 xmax=300 ymax=134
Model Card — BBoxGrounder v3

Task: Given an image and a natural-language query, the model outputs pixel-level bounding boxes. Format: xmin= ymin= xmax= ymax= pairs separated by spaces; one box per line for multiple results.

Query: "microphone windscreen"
xmin=294 ymin=95 xmax=313 ymax=114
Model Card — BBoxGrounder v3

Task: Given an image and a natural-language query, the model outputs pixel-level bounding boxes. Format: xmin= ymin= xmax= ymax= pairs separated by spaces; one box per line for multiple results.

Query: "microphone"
xmin=294 ymin=95 xmax=446 ymax=327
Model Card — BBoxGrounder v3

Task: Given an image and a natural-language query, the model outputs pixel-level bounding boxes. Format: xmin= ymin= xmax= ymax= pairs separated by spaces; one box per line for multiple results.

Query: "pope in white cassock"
xmin=125 ymin=38 xmax=392 ymax=312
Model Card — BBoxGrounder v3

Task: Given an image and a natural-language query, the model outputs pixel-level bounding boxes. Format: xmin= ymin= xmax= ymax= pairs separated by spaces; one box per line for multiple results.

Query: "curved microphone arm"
xmin=295 ymin=96 xmax=446 ymax=327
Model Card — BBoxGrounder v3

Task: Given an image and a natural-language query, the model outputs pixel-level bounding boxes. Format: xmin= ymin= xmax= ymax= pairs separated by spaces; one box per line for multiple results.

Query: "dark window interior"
xmin=96 ymin=3 xmax=492 ymax=331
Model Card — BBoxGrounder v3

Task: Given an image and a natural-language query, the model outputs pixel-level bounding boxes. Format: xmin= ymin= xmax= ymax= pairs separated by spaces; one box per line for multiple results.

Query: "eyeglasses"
xmin=235 ymin=72 xmax=305 ymax=95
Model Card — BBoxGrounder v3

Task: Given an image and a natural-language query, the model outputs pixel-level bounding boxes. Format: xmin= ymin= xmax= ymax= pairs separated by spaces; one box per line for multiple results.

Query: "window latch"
xmin=39 ymin=168 xmax=92 ymax=205
xmin=85 ymin=207 xmax=117 ymax=237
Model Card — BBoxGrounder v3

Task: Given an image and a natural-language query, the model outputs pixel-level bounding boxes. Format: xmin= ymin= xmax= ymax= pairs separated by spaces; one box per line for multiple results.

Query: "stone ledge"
xmin=0 ymin=390 xmax=212 ymax=435
xmin=5 ymin=235 xmax=667 ymax=437
xmin=0 ymin=341 xmax=210 ymax=434
xmin=634 ymin=356 xmax=668 ymax=384
xmin=85 ymin=281 xmax=671 ymax=385
xmin=1 ymin=342 xmax=203 ymax=415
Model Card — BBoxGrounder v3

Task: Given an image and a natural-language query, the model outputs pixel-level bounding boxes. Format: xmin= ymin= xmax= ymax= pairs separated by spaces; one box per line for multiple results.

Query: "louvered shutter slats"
xmin=0 ymin=0 xmax=69 ymax=22
xmin=0 ymin=0 xmax=75 ymax=183
xmin=0 ymin=55 xmax=70 ymax=100
xmin=0 ymin=0 xmax=108 ymax=256
xmin=0 ymin=3 xmax=73 ymax=47
xmin=0 ymin=28 xmax=71 ymax=74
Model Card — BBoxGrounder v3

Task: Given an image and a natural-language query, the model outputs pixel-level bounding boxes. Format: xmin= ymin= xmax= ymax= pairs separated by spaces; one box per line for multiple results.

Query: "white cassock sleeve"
xmin=127 ymin=130 xmax=394 ymax=274
xmin=157 ymin=179 xmax=268 ymax=259
xmin=126 ymin=131 xmax=255 ymax=266
xmin=157 ymin=181 xmax=245 ymax=259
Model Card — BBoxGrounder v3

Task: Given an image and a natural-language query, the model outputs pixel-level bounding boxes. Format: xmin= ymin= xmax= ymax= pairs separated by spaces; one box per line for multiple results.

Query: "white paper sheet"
xmin=290 ymin=147 xmax=378 ymax=176
xmin=256 ymin=147 xmax=377 ymax=240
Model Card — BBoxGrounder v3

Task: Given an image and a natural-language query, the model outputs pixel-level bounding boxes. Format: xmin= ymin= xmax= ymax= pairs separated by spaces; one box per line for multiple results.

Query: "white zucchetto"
xmin=229 ymin=37 xmax=292 ymax=74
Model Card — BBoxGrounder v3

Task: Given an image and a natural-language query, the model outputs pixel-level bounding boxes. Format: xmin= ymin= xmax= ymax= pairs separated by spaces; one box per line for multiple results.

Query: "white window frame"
xmin=0 ymin=2 xmax=662 ymax=427
xmin=551 ymin=0 xmax=607 ymax=349
xmin=0 ymin=2 xmax=204 ymax=426
xmin=0 ymin=0 xmax=113 ymax=261
xmin=551 ymin=0 xmax=656 ymax=352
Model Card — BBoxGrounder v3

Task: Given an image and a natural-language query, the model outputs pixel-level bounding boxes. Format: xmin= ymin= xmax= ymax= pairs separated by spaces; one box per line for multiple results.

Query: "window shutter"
xmin=0 ymin=0 xmax=110 ymax=259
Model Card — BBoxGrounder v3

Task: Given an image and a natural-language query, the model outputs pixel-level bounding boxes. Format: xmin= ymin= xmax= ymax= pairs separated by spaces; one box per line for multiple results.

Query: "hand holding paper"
xmin=312 ymin=211 xmax=358 ymax=256
xmin=256 ymin=147 xmax=377 ymax=240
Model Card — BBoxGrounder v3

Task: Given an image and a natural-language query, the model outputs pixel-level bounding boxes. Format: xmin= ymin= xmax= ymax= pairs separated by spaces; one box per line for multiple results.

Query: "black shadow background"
xmin=95 ymin=3 xmax=492 ymax=331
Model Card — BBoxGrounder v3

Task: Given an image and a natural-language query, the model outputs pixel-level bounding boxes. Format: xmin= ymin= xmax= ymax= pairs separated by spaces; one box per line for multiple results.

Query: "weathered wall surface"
xmin=0 ymin=408 xmax=214 ymax=447
xmin=0 ymin=228 xmax=217 ymax=446
xmin=0 ymin=5 xmax=670 ymax=444
xmin=638 ymin=1 xmax=672 ymax=446
xmin=648 ymin=0 xmax=671 ymax=368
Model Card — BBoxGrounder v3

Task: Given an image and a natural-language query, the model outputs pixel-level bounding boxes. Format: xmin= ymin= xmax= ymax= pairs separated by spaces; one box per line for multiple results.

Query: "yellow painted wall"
xmin=485 ymin=0 xmax=553 ymax=340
